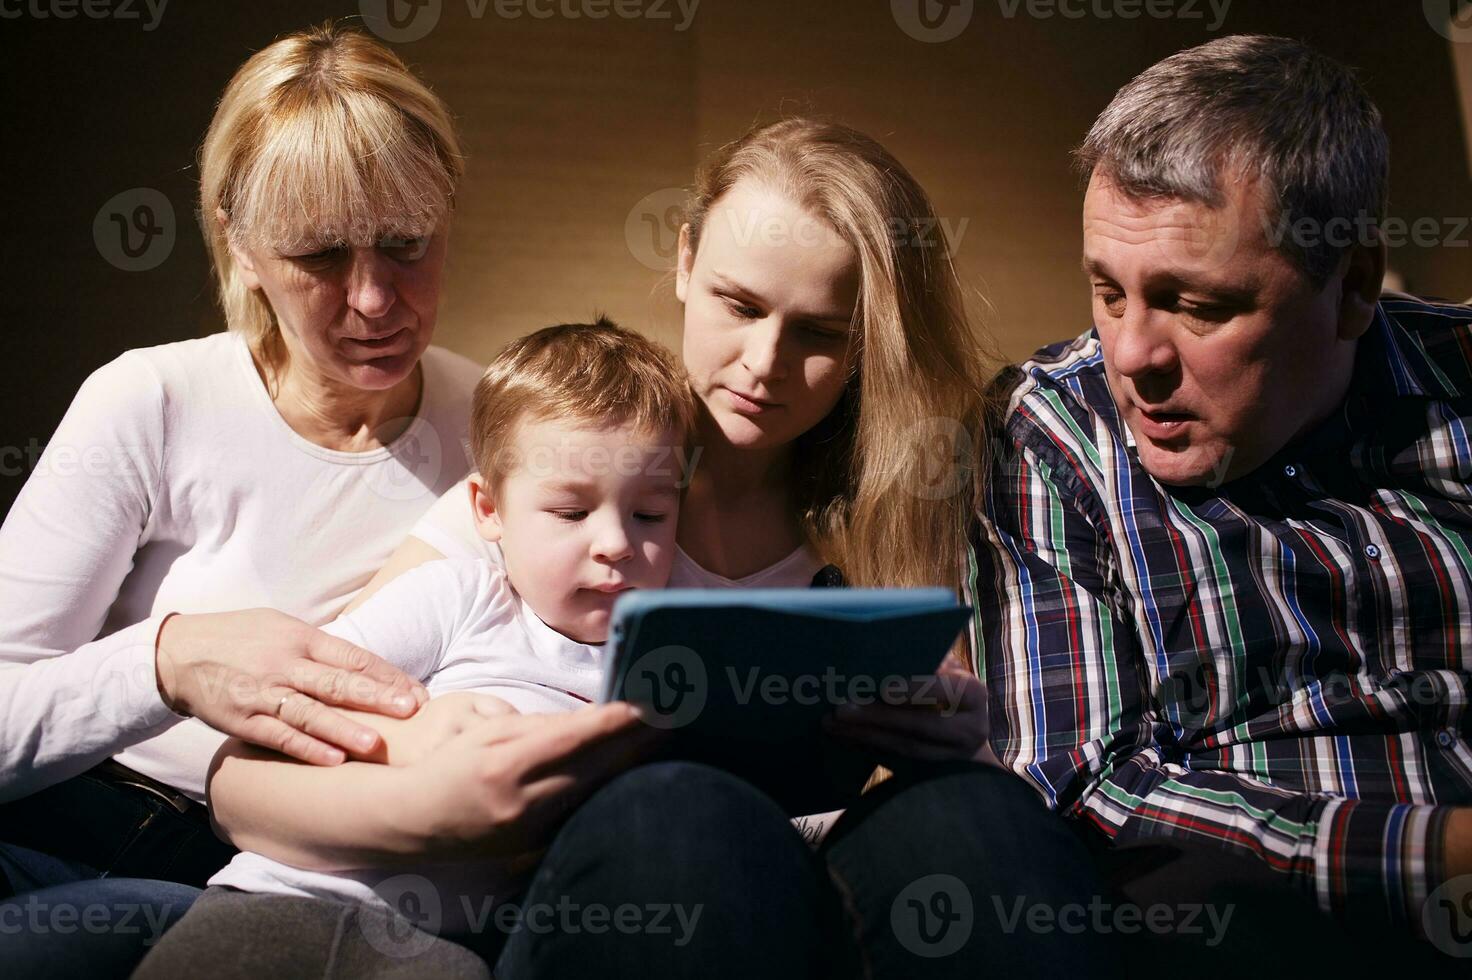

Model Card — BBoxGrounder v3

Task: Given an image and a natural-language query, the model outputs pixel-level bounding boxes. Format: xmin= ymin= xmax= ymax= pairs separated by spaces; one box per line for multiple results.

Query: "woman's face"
xmin=229 ymin=223 xmax=449 ymax=392
xmin=677 ymin=181 xmax=859 ymax=451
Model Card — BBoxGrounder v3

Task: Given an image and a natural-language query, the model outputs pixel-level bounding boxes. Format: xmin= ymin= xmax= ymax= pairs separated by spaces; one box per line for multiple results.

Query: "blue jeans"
xmin=0 ymin=842 xmax=201 ymax=979
xmin=492 ymin=759 xmax=1120 ymax=978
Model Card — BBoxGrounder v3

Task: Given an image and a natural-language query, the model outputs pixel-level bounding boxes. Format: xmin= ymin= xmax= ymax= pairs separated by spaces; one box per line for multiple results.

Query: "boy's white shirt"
xmin=215 ymin=484 xmax=844 ymax=920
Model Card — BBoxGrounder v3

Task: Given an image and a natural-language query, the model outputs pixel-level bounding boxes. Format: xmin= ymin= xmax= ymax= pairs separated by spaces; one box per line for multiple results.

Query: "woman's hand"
xmin=154 ymin=608 xmax=430 ymax=766
xmin=342 ymin=691 xmax=521 ymax=767
xmin=820 ymin=652 xmax=1000 ymax=768
xmin=387 ymin=702 xmax=659 ymax=860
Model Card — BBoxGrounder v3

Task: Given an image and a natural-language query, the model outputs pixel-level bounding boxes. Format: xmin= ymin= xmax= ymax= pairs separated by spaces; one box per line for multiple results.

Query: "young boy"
xmin=148 ymin=318 xmax=694 ymax=969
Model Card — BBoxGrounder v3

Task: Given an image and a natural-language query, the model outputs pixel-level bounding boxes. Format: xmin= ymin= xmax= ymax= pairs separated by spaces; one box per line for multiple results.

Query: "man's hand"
xmin=154 ymin=608 xmax=429 ymax=765
xmin=820 ymin=652 xmax=1000 ymax=768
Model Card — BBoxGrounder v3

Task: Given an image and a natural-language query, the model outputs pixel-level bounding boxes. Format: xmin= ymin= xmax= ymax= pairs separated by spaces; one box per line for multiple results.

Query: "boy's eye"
xmin=635 ymin=512 xmax=668 ymax=524
xmin=552 ymin=510 xmax=587 ymax=523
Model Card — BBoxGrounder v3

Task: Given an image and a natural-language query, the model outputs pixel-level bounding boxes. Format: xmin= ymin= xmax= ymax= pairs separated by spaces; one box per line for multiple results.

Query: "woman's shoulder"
xmin=419 ymin=344 xmax=485 ymax=402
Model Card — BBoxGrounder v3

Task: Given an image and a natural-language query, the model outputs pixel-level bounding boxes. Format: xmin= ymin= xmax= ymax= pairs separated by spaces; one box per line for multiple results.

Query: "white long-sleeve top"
xmin=0 ymin=330 xmax=483 ymax=803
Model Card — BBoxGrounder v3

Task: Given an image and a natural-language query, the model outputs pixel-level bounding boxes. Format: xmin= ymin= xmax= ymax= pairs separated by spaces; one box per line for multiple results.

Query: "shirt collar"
xmin=1362 ymin=298 xmax=1467 ymax=401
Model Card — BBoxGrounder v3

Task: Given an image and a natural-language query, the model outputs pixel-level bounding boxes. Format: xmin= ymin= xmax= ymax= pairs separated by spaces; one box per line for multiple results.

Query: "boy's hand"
xmin=340 ymin=691 xmax=520 ymax=766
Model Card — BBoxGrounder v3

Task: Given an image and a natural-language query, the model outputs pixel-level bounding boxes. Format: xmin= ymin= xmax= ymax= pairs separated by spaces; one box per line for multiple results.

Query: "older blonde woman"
xmin=0 ymin=22 xmax=647 ymax=975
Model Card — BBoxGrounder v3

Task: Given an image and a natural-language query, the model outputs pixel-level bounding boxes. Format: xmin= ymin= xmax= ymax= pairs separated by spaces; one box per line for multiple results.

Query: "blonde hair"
xmin=685 ymin=118 xmax=998 ymax=602
xmin=198 ymin=21 xmax=463 ymax=369
xmin=471 ymin=317 xmax=696 ymax=487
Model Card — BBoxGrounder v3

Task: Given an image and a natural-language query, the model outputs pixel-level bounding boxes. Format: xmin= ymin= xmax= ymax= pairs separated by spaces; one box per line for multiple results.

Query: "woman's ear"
xmin=675 ymin=223 xmax=693 ymax=305
xmin=217 ymin=208 xmax=261 ymax=291
xmin=469 ymin=473 xmax=503 ymax=543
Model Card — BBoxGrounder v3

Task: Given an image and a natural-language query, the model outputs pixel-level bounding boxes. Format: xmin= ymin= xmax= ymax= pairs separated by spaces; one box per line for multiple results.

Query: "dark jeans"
xmin=0 ymin=765 xmax=234 ymax=978
xmin=137 ymin=759 xmax=1121 ymax=978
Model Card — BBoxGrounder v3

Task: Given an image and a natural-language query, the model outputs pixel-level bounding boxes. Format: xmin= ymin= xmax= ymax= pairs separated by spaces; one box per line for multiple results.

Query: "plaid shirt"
xmin=967 ymin=294 xmax=1472 ymax=927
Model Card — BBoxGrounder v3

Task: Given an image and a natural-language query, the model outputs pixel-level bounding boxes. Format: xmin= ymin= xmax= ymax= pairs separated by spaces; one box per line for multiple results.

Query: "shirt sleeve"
xmin=967 ymin=423 xmax=1452 ymax=930
xmin=407 ymin=477 xmax=503 ymax=566
xmin=0 ymin=353 xmax=182 ymax=802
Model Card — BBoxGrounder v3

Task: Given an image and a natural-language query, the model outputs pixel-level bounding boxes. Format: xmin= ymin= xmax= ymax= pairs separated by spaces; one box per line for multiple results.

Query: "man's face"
xmin=1082 ymin=171 xmax=1366 ymax=486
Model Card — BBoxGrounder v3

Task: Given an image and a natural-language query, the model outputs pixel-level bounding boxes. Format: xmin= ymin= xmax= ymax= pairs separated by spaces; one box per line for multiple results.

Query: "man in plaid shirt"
xmin=968 ymin=34 xmax=1472 ymax=964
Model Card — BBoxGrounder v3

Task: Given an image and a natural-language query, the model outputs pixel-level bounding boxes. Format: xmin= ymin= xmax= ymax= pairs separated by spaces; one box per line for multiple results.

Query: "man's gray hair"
xmin=1075 ymin=35 xmax=1388 ymax=287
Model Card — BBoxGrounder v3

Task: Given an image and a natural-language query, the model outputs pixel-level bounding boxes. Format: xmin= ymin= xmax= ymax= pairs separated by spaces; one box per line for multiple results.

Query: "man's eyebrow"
xmin=709 ymin=272 xmax=852 ymax=324
xmin=1082 ymin=255 xmax=1111 ymax=278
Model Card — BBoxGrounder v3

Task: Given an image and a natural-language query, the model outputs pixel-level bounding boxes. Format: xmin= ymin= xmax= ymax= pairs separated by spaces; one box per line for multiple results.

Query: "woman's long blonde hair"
xmin=198 ymin=21 xmax=463 ymax=372
xmin=684 ymin=118 xmax=998 ymax=602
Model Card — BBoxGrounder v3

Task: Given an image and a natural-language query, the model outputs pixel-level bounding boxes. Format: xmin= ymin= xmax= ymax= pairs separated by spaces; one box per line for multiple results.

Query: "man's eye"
xmin=552 ymin=511 xmax=587 ymax=523
xmin=1093 ymin=289 xmax=1126 ymax=315
xmin=379 ymin=236 xmax=429 ymax=261
xmin=1178 ymin=302 xmax=1234 ymax=324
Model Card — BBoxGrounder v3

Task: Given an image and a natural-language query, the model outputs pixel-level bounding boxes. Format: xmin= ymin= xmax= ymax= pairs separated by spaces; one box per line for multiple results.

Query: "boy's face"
xmin=471 ymin=419 xmax=683 ymax=644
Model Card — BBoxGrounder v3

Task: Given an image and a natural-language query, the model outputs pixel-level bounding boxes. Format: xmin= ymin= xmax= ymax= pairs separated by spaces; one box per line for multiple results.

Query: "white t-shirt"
xmin=0 ymin=331 xmax=484 ymax=802
xmin=411 ymin=480 xmax=846 ymax=842
xmin=210 ymin=558 xmax=600 ymax=927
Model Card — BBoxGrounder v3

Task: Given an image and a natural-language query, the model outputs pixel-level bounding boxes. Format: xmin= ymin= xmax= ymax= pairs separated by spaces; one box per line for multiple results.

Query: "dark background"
xmin=3 ymin=0 xmax=1470 ymax=516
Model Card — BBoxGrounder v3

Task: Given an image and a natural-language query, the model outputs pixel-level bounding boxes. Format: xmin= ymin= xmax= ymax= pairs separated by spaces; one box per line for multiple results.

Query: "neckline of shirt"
xmin=674 ymin=542 xmax=815 ymax=586
xmin=230 ymin=331 xmax=438 ymax=466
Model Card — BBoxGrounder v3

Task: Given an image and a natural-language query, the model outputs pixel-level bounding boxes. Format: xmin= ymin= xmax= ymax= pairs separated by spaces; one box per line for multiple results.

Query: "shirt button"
xmin=1387 ymin=667 xmax=1404 ymax=679
xmin=1437 ymin=729 xmax=1456 ymax=749
xmin=1364 ymin=544 xmax=1382 ymax=560
xmin=1283 ymin=464 xmax=1298 ymax=478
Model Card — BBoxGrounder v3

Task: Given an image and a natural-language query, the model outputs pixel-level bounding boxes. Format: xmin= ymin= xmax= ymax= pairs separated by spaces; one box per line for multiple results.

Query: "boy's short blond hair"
xmin=471 ymin=317 xmax=695 ymax=487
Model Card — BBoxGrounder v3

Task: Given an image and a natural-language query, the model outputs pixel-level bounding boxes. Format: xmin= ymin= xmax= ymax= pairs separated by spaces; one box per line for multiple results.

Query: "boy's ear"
xmin=469 ymin=473 xmax=503 ymax=543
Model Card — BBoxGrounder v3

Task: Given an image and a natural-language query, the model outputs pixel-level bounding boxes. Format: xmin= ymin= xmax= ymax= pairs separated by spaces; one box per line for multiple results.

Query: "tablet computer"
xmin=601 ymin=588 xmax=971 ymax=814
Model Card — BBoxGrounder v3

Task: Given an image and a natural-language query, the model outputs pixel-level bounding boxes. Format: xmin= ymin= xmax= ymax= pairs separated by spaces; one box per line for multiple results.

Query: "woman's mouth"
xmin=724 ymin=387 xmax=780 ymax=416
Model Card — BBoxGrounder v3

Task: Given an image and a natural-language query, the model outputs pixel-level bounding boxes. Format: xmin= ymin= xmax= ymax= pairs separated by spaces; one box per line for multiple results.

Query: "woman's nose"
xmin=740 ymin=319 xmax=788 ymax=384
xmin=344 ymin=248 xmax=396 ymax=320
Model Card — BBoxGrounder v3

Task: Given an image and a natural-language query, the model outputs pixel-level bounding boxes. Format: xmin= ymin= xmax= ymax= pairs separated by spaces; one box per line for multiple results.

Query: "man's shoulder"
xmin=1376 ymin=293 xmax=1472 ymax=400
xmin=992 ymin=328 xmax=1128 ymax=475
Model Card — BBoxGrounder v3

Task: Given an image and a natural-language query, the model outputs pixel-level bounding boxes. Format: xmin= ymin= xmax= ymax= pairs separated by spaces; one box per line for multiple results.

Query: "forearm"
xmin=0 ymin=617 xmax=179 ymax=802
xmin=207 ymin=741 xmax=425 ymax=871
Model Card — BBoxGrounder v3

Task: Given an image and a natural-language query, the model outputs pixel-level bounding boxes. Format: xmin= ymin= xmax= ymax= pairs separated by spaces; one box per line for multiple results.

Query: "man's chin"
xmin=1136 ymin=442 xmax=1235 ymax=489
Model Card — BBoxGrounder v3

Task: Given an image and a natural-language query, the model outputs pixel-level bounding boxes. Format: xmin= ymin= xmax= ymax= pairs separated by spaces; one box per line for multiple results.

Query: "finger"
xmin=232 ymin=713 xmax=346 ymax=766
xmin=469 ymin=694 xmax=520 ymax=718
xmin=266 ymin=688 xmax=384 ymax=757
xmin=303 ymin=630 xmax=428 ymax=712
xmin=286 ymin=661 xmax=418 ymax=720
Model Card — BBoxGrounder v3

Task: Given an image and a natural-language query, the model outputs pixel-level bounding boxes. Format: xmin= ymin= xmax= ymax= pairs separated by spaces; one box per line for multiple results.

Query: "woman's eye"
xmin=725 ymin=299 xmax=761 ymax=320
xmin=552 ymin=511 xmax=587 ymax=523
xmin=289 ymin=246 xmax=347 ymax=267
xmin=379 ymin=236 xmax=429 ymax=261
xmin=803 ymin=325 xmax=845 ymax=342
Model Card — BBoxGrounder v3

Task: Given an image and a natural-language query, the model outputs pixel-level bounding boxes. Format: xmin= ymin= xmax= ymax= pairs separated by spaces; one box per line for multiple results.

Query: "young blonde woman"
xmin=191 ymin=119 xmax=1118 ymax=979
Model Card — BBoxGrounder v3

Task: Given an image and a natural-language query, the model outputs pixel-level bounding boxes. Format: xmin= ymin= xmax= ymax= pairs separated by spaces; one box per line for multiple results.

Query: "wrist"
xmin=153 ymin=612 xmax=186 ymax=714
